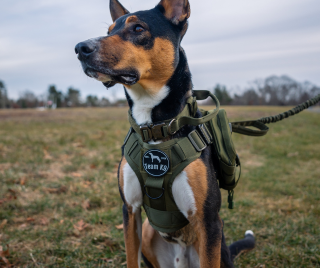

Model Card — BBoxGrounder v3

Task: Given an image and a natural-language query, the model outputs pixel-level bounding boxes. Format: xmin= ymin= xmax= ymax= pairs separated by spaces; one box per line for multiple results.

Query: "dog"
xmin=75 ymin=0 xmax=255 ymax=267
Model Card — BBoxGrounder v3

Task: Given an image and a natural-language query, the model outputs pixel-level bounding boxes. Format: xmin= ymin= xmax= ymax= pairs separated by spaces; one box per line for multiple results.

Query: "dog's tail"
xmin=228 ymin=230 xmax=255 ymax=261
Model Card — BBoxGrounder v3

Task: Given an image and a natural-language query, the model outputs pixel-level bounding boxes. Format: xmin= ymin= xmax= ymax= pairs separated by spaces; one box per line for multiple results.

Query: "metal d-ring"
xmin=144 ymin=186 xmax=165 ymax=200
xmin=167 ymin=119 xmax=177 ymax=135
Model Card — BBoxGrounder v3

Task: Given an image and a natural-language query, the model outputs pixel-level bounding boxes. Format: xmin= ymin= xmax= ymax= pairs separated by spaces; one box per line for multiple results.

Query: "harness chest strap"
xmin=123 ymin=125 xmax=213 ymax=233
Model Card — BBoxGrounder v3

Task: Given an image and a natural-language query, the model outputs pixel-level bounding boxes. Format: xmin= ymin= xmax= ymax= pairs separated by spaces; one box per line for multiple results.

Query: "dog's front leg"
xmin=122 ymin=203 xmax=142 ymax=268
xmin=119 ymin=157 xmax=143 ymax=268
xmin=173 ymin=159 xmax=223 ymax=268
xmin=195 ymin=217 xmax=222 ymax=268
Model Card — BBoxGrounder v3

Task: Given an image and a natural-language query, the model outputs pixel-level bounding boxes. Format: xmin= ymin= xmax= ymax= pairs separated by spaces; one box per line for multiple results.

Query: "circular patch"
xmin=143 ymin=149 xmax=170 ymax=177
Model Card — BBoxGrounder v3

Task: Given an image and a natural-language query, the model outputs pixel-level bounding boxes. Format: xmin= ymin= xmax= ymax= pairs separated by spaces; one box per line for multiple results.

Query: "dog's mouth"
xmin=84 ymin=65 xmax=139 ymax=88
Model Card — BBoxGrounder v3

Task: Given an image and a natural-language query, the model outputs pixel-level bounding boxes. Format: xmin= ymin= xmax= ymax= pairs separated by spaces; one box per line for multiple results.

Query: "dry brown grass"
xmin=0 ymin=106 xmax=319 ymax=267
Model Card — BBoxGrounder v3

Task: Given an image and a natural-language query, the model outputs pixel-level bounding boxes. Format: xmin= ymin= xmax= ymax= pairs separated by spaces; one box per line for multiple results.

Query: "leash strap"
xmin=231 ymin=120 xmax=269 ymax=137
xmin=231 ymin=94 xmax=320 ymax=136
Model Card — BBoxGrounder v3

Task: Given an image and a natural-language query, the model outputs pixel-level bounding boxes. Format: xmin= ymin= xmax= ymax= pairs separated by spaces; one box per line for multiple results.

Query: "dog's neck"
xmin=124 ymin=47 xmax=192 ymax=125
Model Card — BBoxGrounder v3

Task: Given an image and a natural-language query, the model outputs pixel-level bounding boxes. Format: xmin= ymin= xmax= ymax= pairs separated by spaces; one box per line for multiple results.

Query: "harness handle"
xmin=168 ymin=90 xmax=220 ymax=134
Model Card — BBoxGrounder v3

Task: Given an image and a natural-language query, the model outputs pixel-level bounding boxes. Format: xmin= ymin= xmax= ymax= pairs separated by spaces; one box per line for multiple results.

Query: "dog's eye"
xmin=134 ymin=25 xmax=144 ymax=33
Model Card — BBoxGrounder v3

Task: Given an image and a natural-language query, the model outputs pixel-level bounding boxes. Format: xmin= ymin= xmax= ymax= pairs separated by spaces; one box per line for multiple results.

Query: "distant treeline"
xmin=1 ymin=75 xmax=320 ymax=109
xmin=206 ymin=75 xmax=320 ymax=106
xmin=0 ymin=82 xmax=127 ymax=109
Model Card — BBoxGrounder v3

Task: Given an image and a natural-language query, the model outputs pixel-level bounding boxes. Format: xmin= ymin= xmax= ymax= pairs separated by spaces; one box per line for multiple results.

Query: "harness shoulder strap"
xmin=123 ymin=129 xmax=145 ymax=194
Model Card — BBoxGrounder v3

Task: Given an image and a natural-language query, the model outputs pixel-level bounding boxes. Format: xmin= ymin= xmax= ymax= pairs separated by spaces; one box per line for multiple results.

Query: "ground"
xmin=0 ymin=106 xmax=319 ymax=268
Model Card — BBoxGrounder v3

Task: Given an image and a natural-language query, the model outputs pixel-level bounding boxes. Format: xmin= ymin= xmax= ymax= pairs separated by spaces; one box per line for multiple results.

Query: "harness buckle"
xmin=188 ymin=130 xmax=207 ymax=152
xmin=151 ymin=122 xmax=166 ymax=141
xmin=140 ymin=123 xmax=166 ymax=142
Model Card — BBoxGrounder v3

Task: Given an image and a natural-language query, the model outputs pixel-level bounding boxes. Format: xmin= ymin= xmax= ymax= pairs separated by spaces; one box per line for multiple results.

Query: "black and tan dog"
xmin=75 ymin=0 xmax=255 ymax=267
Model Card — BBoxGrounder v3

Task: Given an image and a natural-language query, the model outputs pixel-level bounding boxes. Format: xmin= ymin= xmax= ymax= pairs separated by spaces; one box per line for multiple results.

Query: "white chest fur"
xmin=125 ymin=84 xmax=170 ymax=125
xmin=172 ymin=171 xmax=197 ymax=218
xmin=122 ymin=162 xmax=196 ymax=218
xmin=123 ymin=162 xmax=143 ymax=214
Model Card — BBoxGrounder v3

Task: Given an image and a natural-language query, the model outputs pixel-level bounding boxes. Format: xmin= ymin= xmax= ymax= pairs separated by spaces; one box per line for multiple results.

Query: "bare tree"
xmin=86 ymin=95 xmax=99 ymax=107
xmin=48 ymin=85 xmax=63 ymax=108
xmin=66 ymin=87 xmax=81 ymax=107
xmin=0 ymin=80 xmax=9 ymax=109
xmin=17 ymin=90 xmax=39 ymax=108
xmin=233 ymin=75 xmax=318 ymax=106
xmin=213 ymin=84 xmax=233 ymax=105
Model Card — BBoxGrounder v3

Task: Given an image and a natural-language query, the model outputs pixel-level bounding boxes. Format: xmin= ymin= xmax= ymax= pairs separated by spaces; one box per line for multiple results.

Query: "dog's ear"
xmin=158 ymin=0 xmax=190 ymax=25
xmin=110 ymin=0 xmax=129 ymax=22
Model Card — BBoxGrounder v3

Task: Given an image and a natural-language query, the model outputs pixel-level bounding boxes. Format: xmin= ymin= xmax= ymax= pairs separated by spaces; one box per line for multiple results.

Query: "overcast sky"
xmin=1 ymin=0 xmax=320 ymax=100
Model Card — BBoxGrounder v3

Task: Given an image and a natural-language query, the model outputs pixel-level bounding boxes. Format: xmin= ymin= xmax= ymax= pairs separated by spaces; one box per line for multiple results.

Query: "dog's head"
xmin=75 ymin=0 xmax=190 ymax=94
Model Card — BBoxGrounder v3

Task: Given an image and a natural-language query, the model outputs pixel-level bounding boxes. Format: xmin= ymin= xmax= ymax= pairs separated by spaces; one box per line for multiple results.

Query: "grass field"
xmin=0 ymin=106 xmax=319 ymax=268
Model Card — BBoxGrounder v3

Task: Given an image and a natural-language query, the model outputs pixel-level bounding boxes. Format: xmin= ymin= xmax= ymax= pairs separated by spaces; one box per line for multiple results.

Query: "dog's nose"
xmin=75 ymin=42 xmax=96 ymax=59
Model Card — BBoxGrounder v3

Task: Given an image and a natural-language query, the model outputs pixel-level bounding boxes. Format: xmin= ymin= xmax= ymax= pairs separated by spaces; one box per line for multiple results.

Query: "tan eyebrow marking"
xmin=108 ymin=22 xmax=116 ymax=33
xmin=125 ymin=15 xmax=138 ymax=24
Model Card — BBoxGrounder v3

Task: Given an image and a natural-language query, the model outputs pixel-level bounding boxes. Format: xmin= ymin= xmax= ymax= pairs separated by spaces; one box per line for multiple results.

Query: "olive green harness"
xmin=124 ymin=91 xmax=220 ymax=232
xmin=123 ymin=90 xmax=320 ymax=233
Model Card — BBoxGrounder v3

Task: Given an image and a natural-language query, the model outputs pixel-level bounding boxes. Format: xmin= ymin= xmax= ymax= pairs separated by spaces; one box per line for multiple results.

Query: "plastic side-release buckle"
xmin=140 ymin=123 xmax=166 ymax=142
xmin=151 ymin=122 xmax=166 ymax=141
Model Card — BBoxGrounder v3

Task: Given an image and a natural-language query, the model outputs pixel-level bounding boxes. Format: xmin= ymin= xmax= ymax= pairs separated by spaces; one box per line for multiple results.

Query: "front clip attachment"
xmin=140 ymin=123 xmax=166 ymax=142
xmin=228 ymin=190 xmax=234 ymax=209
